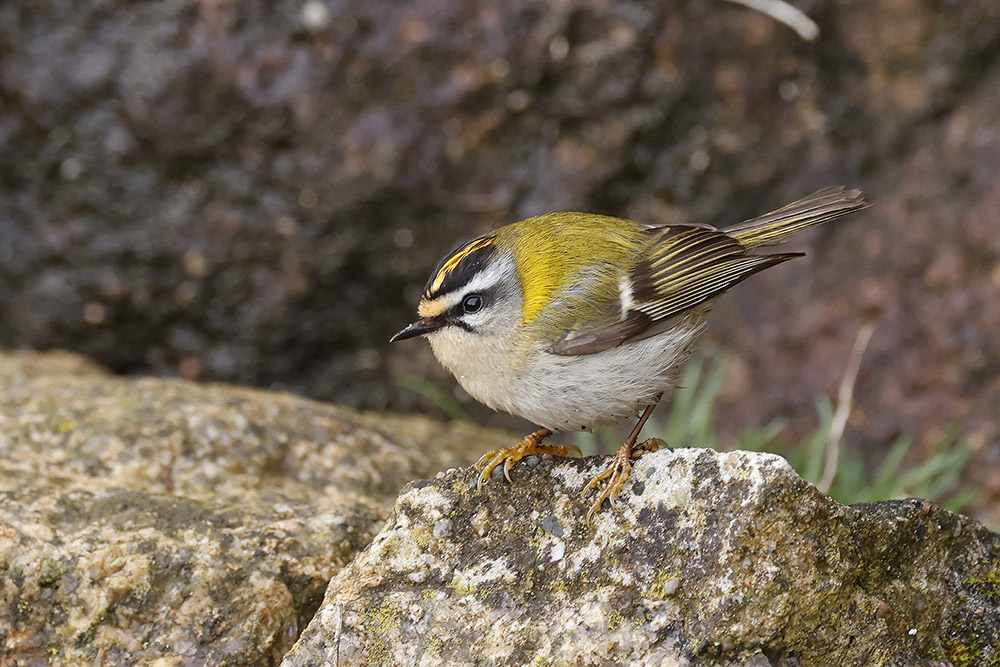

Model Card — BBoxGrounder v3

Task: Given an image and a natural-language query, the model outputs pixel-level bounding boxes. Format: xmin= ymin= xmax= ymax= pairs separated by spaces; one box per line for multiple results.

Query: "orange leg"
xmin=476 ymin=428 xmax=582 ymax=491
xmin=583 ymin=396 xmax=664 ymax=525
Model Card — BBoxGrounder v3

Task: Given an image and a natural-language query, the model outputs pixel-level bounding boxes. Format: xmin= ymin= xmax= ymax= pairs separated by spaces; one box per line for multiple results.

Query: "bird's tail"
xmin=726 ymin=186 xmax=869 ymax=248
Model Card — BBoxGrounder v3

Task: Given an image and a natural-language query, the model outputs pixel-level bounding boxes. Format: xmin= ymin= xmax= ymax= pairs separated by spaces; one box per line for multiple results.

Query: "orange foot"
xmin=476 ymin=428 xmax=582 ymax=491
xmin=583 ymin=437 xmax=665 ymax=525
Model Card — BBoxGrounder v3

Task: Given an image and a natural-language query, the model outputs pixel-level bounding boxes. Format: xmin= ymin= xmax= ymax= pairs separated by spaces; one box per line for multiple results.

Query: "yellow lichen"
xmin=412 ymin=527 xmax=432 ymax=549
xmin=518 ymin=569 xmax=534 ymax=594
xmin=643 ymin=570 xmax=680 ymax=600
xmin=365 ymin=600 xmax=402 ymax=666
xmin=421 ymin=634 xmax=443 ymax=655
xmin=450 ymin=477 xmax=471 ymax=498
xmin=446 ymin=577 xmax=478 ymax=596
xmin=370 ymin=599 xmax=401 ymax=635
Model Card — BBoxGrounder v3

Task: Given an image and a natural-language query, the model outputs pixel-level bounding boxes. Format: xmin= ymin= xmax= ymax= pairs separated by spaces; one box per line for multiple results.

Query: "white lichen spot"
xmin=630 ymin=450 xmax=695 ymax=516
xmin=550 ymin=541 xmax=565 ymax=562
xmin=549 ymin=461 xmax=594 ymax=491
xmin=471 ymin=507 xmax=490 ymax=536
xmin=607 ymin=565 xmax=636 ymax=588
xmin=432 ymin=518 xmax=451 ymax=539
xmin=462 ymin=557 xmax=516 ymax=587
xmin=569 ymin=541 xmax=605 ymax=571
xmin=404 ymin=485 xmax=455 ymax=521
xmin=577 ymin=597 xmax=609 ymax=631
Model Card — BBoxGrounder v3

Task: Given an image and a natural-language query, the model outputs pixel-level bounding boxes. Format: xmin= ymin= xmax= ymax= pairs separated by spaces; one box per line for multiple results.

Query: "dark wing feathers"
xmin=550 ymin=227 xmax=799 ymax=356
xmin=633 ymin=228 xmax=746 ymax=313
xmin=548 ymin=309 xmax=653 ymax=356
xmin=549 ymin=186 xmax=867 ymax=357
xmin=633 ymin=250 xmax=797 ymax=322
xmin=627 ymin=226 xmax=799 ymax=329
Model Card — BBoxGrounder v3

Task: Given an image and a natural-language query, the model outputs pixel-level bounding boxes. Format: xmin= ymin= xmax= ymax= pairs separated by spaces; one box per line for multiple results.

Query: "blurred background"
xmin=1 ymin=0 xmax=998 ymax=523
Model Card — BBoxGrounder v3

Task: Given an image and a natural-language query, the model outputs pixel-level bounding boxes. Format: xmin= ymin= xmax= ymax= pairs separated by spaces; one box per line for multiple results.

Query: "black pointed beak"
xmin=390 ymin=317 xmax=446 ymax=343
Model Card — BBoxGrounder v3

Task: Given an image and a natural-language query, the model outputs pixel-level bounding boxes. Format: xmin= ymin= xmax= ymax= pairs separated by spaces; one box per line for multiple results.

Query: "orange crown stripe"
xmin=429 ymin=236 xmax=495 ymax=293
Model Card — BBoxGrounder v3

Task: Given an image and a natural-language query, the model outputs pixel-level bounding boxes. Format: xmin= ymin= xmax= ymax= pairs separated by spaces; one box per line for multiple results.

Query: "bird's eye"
xmin=462 ymin=294 xmax=484 ymax=313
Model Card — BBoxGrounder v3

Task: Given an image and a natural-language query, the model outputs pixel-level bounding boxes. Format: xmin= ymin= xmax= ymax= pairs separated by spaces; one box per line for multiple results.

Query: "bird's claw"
xmin=475 ymin=429 xmax=581 ymax=491
xmin=583 ymin=437 xmax=665 ymax=525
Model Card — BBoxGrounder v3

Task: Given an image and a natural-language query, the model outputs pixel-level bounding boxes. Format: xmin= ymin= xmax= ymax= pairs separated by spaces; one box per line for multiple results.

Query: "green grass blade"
xmin=393 ymin=372 xmax=473 ymax=423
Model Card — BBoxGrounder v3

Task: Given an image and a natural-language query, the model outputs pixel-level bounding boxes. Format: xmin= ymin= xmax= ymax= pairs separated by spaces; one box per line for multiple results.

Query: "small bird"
xmin=391 ymin=187 xmax=868 ymax=523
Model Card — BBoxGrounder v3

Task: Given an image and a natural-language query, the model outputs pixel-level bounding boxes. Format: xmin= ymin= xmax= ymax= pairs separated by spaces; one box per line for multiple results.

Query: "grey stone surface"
xmin=283 ymin=448 xmax=1000 ymax=666
xmin=0 ymin=350 xmax=502 ymax=666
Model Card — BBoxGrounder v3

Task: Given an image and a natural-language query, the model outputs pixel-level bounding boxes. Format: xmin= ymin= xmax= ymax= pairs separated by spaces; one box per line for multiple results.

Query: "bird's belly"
xmin=433 ymin=320 xmax=704 ymax=432
xmin=497 ymin=344 xmax=683 ymax=431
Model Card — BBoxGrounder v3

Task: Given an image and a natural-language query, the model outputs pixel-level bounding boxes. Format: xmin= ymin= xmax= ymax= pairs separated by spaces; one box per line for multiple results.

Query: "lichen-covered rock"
xmin=0 ymin=350 xmax=504 ymax=666
xmin=282 ymin=448 xmax=1000 ymax=666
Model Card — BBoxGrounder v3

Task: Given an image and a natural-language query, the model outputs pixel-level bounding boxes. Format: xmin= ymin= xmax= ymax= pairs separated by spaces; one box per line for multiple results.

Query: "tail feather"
xmin=726 ymin=186 xmax=869 ymax=248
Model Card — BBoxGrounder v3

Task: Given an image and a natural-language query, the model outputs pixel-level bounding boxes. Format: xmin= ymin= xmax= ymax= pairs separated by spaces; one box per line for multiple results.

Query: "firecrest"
xmin=391 ymin=186 xmax=869 ymax=524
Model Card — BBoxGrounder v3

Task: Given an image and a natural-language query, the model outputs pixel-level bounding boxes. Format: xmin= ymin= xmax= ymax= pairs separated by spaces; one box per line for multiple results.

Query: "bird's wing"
xmin=549 ymin=225 xmax=798 ymax=356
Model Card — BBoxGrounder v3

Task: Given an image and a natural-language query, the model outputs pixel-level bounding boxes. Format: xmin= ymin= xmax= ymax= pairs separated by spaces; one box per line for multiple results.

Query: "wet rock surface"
xmin=0 ymin=350 xmax=499 ymax=665
xmin=2 ymin=0 xmax=999 ymax=474
xmin=283 ymin=448 xmax=1000 ymax=667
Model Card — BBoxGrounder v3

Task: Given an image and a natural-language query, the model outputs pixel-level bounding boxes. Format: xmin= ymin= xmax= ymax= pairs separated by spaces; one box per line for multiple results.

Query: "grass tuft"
xmin=619 ymin=358 xmax=978 ymax=511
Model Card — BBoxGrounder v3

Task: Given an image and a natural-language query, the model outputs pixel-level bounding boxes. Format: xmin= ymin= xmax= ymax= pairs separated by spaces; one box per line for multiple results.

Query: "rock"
xmin=0 ymin=350 xmax=504 ymax=666
xmin=282 ymin=448 xmax=1000 ymax=666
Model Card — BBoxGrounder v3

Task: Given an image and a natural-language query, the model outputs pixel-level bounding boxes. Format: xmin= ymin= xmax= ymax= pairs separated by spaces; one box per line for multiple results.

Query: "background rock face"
xmin=0 ymin=350 xmax=500 ymax=665
xmin=2 ymin=0 xmax=999 ymax=480
xmin=283 ymin=448 xmax=1000 ymax=667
